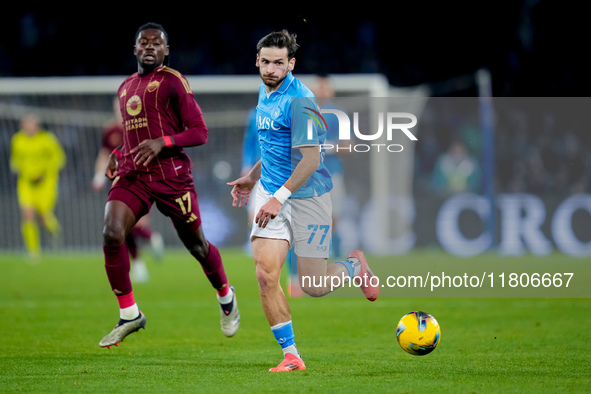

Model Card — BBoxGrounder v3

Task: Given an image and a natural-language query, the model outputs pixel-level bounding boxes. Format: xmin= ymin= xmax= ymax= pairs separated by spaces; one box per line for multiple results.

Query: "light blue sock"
xmin=271 ymin=321 xmax=300 ymax=357
xmin=271 ymin=321 xmax=295 ymax=349
xmin=336 ymin=260 xmax=354 ymax=278
xmin=335 ymin=258 xmax=361 ymax=280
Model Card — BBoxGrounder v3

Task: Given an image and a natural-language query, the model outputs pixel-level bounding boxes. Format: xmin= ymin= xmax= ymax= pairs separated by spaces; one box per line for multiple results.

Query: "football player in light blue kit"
xmin=228 ymin=30 xmax=379 ymax=372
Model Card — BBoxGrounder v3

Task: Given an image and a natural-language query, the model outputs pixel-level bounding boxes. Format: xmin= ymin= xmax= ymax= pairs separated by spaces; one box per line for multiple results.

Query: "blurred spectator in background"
xmin=10 ymin=114 xmax=65 ymax=260
xmin=431 ymin=138 xmax=481 ymax=194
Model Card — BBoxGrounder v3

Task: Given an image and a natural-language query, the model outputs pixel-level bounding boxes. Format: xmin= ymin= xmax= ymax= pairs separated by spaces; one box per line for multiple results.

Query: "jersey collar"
xmin=138 ymin=65 xmax=166 ymax=77
xmin=275 ymin=71 xmax=295 ymax=95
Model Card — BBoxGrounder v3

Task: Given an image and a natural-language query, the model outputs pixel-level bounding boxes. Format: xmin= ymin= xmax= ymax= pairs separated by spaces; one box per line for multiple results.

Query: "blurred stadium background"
xmin=1 ymin=5 xmax=590 ymax=259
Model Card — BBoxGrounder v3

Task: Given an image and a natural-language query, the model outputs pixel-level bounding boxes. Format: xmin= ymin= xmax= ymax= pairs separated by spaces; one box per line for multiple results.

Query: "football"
xmin=396 ymin=311 xmax=441 ymax=356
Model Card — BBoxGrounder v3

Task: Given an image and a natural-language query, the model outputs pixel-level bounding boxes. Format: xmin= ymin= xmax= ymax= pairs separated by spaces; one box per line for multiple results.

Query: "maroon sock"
xmin=126 ymin=234 xmax=138 ymax=260
xmin=200 ymin=243 xmax=229 ymax=293
xmin=131 ymin=225 xmax=152 ymax=241
xmin=103 ymin=244 xmax=132 ymax=296
xmin=117 ymin=291 xmax=136 ymax=309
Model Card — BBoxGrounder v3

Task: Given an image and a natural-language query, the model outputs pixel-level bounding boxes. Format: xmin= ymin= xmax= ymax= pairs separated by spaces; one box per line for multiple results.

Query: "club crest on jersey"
xmin=126 ymin=95 xmax=142 ymax=116
xmin=147 ymin=81 xmax=160 ymax=93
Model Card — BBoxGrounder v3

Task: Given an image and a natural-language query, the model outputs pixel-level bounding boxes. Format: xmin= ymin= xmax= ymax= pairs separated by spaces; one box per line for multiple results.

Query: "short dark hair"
xmin=256 ymin=30 xmax=299 ymax=59
xmin=135 ymin=22 xmax=169 ymax=44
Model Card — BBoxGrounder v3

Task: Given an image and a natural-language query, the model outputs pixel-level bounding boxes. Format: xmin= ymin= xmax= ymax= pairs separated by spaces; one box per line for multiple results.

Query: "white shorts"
xmin=250 ymin=186 xmax=332 ymax=258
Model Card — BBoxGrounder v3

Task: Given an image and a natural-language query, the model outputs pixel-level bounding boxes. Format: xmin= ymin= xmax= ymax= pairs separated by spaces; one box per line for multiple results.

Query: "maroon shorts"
xmin=107 ymin=173 xmax=201 ymax=229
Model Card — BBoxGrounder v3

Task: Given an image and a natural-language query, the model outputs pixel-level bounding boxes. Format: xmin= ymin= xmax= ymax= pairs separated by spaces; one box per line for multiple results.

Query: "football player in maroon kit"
xmin=92 ymin=97 xmax=165 ymax=283
xmin=99 ymin=23 xmax=239 ymax=348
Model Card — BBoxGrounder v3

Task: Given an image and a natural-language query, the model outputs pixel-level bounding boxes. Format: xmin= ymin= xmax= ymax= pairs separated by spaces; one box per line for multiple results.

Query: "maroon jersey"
xmin=116 ymin=65 xmax=208 ymax=182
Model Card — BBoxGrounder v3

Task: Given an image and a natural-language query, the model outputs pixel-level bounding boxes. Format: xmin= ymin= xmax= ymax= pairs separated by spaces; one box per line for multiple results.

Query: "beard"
xmin=137 ymin=53 xmax=167 ymax=74
xmin=260 ymin=71 xmax=287 ymax=90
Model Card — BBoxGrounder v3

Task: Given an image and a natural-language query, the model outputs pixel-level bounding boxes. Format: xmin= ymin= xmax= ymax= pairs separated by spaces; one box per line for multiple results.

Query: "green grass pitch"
xmin=1 ymin=249 xmax=590 ymax=392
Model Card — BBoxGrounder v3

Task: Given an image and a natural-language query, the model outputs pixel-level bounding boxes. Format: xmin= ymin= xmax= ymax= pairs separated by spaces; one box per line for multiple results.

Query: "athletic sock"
xmin=103 ymin=244 xmax=132 ymax=296
xmin=130 ymin=225 xmax=153 ymax=241
xmin=21 ymin=221 xmax=40 ymax=256
xmin=217 ymin=286 xmax=234 ymax=315
xmin=126 ymin=233 xmax=139 ymax=260
xmin=117 ymin=292 xmax=140 ymax=321
xmin=131 ymin=259 xmax=149 ymax=283
xmin=200 ymin=243 xmax=229 ymax=291
xmin=335 ymin=257 xmax=361 ymax=280
xmin=43 ymin=211 xmax=60 ymax=235
xmin=271 ymin=321 xmax=300 ymax=358
xmin=217 ymin=286 xmax=233 ymax=304
xmin=281 ymin=344 xmax=300 ymax=359
xmin=119 ymin=304 xmax=140 ymax=321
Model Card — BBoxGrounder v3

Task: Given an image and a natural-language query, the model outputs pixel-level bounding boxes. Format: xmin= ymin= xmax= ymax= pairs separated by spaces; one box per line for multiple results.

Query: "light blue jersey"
xmin=256 ymin=72 xmax=332 ymax=199
xmin=320 ymin=100 xmax=345 ymax=177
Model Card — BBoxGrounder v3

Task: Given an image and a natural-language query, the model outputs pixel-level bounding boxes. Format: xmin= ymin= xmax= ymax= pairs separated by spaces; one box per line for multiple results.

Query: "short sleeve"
xmin=291 ymin=96 xmax=323 ymax=148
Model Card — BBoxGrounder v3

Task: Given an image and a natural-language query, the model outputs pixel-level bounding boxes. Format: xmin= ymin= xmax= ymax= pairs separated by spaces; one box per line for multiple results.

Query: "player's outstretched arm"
xmin=227 ymin=160 xmax=261 ymax=208
xmin=92 ymin=148 xmax=111 ymax=191
xmin=288 ymin=146 xmax=319 ymax=194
